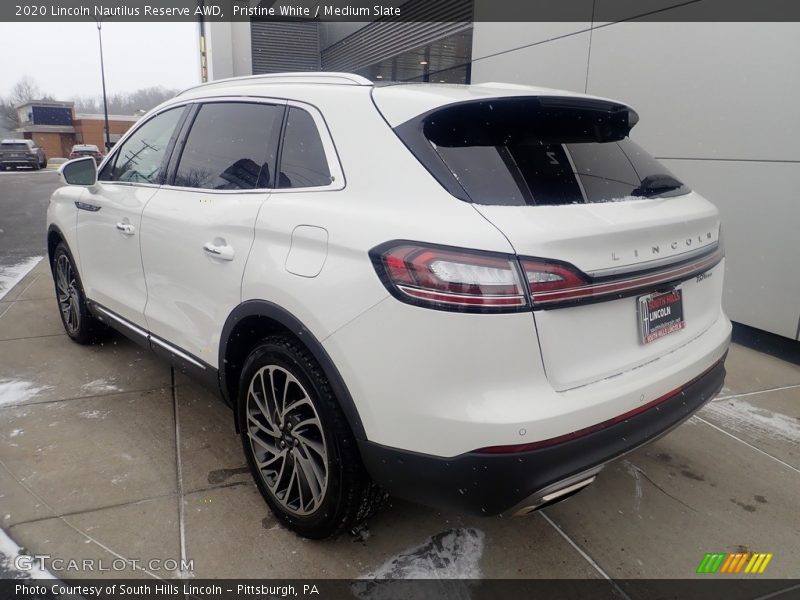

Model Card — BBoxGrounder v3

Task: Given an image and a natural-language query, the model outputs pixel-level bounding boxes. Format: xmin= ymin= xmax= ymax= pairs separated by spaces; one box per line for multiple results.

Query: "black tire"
xmin=52 ymin=243 xmax=106 ymax=344
xmin=31 ymin=162 xmax=40 ymax=171
xmin=238 ymin=335 xmax=384 ymax=539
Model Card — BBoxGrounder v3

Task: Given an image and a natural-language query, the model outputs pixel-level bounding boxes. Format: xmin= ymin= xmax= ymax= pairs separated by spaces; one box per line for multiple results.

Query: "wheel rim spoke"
xmin=295 ymin=431 xmax=325 ymax=458
xmin=245 ymin=364 xmax=328 ymax=515
xmin=294 ymin=447 xmax=323 ymax=500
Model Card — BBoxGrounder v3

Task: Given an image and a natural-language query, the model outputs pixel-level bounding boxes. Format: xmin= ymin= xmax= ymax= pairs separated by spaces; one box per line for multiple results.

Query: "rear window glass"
xmin=2 ymin=143 xmax=29 ymax=151
xmin=417 ymin=99 xmax=688 ymax=206
xmin=277 ymin=107 xmax=332 ymax=189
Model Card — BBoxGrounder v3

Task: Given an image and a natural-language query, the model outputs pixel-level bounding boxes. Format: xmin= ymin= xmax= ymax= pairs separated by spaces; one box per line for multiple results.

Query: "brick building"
xmin=14 ymin=100 xmax=139 ymax=159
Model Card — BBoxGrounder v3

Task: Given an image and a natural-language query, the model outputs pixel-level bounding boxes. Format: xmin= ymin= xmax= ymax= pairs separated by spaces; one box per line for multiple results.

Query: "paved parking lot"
xmin=0 ymin=170 xmax=58 ymax=298
xmin=0 ymin=171 xmax=798 ymax=586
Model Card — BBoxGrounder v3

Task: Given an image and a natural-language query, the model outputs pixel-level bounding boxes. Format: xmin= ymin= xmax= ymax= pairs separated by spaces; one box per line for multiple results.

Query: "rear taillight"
xmin=520 ymin=258 xmax=588 ymax=301
xmin=370 ymin=243 xmax=527 ymax=312
xmin=371 ymin=240 xmax=722 ymax=312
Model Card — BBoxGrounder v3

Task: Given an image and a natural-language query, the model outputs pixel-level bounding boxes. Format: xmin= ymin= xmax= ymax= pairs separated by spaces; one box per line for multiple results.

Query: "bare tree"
xmin=0 ymin=76 xmax=45 ymax=133
xmin=73 ymin=86 xmax=179 ymax=116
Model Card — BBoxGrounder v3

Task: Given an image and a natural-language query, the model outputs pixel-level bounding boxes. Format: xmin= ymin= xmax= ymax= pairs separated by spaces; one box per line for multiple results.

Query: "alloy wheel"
xmin=55 ymin=254 xmax=81 ymax=334
xmin=245 ymin=365 xmax=329 ymax=516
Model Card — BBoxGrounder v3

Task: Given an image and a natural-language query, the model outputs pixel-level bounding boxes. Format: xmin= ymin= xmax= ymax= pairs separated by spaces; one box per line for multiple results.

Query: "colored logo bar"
xmin=696 ymin=552 xmax=773 ymax=574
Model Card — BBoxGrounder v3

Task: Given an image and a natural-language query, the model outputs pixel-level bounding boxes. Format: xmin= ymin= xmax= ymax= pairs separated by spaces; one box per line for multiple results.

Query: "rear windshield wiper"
xmin=632 ymin=174 xmax=684 ymax=197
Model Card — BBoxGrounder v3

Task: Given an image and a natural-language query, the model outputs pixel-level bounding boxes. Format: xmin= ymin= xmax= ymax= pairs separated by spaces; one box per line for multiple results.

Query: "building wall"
xmin=73 ymin=118 xmax=137 ymax=152
xmin=472 ymin=20 xmax=800 ymax=340
xmin=205 ymin=21 xmax=252 ymax=79
xmin=27 ymin=132 xmax=71 ymax=160
xmin=251 ymin=21 xmax=320 ymax=74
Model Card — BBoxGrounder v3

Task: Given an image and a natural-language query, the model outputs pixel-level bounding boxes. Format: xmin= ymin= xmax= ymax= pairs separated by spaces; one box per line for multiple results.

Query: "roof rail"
xmin=178 ymin=72 xmax=373 ymax=96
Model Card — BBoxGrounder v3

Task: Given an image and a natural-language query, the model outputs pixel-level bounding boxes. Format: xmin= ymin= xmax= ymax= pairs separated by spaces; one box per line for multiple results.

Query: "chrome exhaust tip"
xmin=507 ymin=467 xmax=602 ymax=517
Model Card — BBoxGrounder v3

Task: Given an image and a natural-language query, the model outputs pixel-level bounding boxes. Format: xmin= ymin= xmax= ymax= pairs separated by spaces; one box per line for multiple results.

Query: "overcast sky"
xmin=0 ymin=22 xmax=199 ymax=100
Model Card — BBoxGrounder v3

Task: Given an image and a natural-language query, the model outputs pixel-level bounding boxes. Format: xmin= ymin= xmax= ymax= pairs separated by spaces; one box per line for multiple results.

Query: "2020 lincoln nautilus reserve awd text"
xmin=47 ymin=73 xmax=730 ymax=539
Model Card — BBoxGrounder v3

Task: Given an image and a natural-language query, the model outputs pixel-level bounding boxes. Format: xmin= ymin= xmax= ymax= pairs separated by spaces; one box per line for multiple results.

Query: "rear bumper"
xmin=359 ymin=354 xmax=726 ymax=516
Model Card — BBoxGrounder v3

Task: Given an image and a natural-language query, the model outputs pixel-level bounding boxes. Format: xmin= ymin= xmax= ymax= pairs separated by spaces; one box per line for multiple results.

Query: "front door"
xmin=76 ymin=106 xmax=187 ymax=328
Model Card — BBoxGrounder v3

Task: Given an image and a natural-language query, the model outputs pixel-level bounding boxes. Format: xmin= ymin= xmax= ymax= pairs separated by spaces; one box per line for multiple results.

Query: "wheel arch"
xmin=219 ymin=300 xmax=367 ymax=441
xmin=47 ymin=224 xmax=67 ymax=269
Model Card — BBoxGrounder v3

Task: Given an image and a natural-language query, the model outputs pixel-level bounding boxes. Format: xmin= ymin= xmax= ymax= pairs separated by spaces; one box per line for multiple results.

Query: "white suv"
xmin=47 ymin=73 xmax=731 ymax=539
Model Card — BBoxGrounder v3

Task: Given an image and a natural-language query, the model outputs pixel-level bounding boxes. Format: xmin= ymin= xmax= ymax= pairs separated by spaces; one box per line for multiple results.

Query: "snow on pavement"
xmin=0 ymin=379 xmax=53 ymax=408
xmin=352 ymin=528 xmax=484 ymax=600
xmin=0 ymin=256 xmax=42 ymax=301
xmin=0 ymin=528 xmax=53 ymax=579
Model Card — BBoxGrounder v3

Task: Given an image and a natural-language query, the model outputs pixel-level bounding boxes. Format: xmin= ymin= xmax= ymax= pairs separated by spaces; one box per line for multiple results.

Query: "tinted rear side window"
xmin=409 ymin=98 xmax=688 ymax=206
xmin=278 ymin=108 xmax=332 ymax=189
xmin=174 ymin=102 xmax=282 ymax=190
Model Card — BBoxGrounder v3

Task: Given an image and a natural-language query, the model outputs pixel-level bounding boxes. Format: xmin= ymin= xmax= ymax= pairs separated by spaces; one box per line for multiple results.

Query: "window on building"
xmin=173 ymin=102 xmax=282 ymax=190
xmin=99 ymin=107 xmax=185 ymax=184
xmin=277 ymin=108 xmax=332 ymax=189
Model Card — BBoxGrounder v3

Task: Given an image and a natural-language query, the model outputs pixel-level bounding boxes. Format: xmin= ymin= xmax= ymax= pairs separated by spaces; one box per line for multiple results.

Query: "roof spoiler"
xmin=420 ymin=96 xmax=640 ymax=146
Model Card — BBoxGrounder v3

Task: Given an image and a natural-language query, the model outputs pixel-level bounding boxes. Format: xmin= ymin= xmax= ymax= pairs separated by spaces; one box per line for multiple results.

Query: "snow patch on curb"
xmin=0 ymin=379 xmax=53 ymax=407
xmin=701 ymin=397 xmax=800 ymax=444
xmin=353 ymin=528 xmax=484 ymax=600
xmin=0 ymin=529 xmax=54 ymax=579
xmin=81 ymin=379 xmax=121 ymax=395
xmin=0 ymin=256 xmax=42 ymax=301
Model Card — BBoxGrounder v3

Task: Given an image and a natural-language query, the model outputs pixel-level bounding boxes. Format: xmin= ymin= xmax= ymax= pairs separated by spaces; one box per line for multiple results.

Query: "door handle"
xmin=116 ymin=222 xmax=135 ymax=235
xmin=203 ymin=241 xmax=235 ymax=261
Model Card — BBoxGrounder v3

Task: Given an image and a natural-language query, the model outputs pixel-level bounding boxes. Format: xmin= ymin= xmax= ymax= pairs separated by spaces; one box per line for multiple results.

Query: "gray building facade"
xmin=201 ymin=10 xmax=800 ymax=340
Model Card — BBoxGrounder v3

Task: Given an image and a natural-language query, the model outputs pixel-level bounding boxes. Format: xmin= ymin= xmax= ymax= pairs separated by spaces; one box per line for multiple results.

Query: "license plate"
xmin=638 ymin=288 xmax=685 ymax=344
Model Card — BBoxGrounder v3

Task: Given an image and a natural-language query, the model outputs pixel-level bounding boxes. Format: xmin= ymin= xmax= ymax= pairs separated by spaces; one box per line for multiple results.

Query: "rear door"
xmin=76 ymin=106 xmax=187 ymax=328
xmin=394 ymin=96 xmax=724 ymax=390
xmin=140 ymin=100 xmax=285 ymax=366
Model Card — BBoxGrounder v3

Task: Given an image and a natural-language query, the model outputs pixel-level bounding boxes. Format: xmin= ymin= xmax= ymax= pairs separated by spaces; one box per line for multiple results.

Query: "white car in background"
xmin=46 ymin=73 xmax=730 ymax=539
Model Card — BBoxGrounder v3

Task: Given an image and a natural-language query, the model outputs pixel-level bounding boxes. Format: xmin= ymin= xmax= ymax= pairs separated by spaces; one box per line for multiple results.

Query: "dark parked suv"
xmin=0 ymin=139 xmax=47 ymax=170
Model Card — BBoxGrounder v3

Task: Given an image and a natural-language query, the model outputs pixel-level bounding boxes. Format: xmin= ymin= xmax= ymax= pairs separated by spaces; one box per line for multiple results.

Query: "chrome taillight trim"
xmin=528 ymin=243 xmax=724 ymax=308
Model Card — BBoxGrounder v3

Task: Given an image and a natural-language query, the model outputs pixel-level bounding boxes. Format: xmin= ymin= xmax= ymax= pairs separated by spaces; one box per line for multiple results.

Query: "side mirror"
xmin=60 ymin=156 xmax=97 ymax=187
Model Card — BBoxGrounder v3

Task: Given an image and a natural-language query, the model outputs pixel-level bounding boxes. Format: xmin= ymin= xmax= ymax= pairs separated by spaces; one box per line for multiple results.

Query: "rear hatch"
xmin=0 ymin=143 xmax=32 ymax=159
xmin=382 ymin=90 xmax=724 ymax=390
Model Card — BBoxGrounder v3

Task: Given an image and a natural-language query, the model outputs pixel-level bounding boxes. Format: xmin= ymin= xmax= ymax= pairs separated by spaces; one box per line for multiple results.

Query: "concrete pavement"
xmin=0 ymin=259 xmax=798 ymax=585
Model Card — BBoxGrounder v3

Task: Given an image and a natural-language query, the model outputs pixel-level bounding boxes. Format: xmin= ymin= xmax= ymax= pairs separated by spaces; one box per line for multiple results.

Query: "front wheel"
xmin=238 ymin=335 xmax=384 ymax=539
xmin=52 ymin=243 xmax=106 ymax=344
